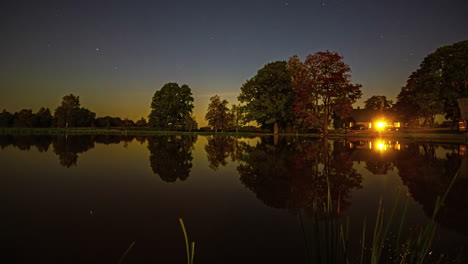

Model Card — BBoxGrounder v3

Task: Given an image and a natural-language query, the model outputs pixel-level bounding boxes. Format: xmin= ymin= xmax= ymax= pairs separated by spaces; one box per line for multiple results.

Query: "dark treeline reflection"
xmin=1 ymin=135 xmax=466 ymax=231
xmin=0 ymin=135 xmax=144 ymax=167
xmin=393 ymin=143 xmax=468 ymax=235
xmin=147 ymin=135 xmax=197 ymax=182
xmin=348 ymin=139 xmax=468 ymax=235
xmin=231 ymin=137 xmax=363 ymax=216
xmin=204 ymin=137 xmax=467 ymax=231
xmin=204 ymin=136 xmax=242 ymax=170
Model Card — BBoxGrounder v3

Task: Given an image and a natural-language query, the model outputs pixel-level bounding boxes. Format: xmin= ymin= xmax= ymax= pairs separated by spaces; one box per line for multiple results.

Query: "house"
xmin=457 ymin=98 xmax=468 ymax=132
xmin=346 ymin=108 xmax=401 ymax=130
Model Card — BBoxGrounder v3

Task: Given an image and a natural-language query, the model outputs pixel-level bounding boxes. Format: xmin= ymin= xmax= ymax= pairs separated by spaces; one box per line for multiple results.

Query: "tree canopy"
xmin=54 ymin=94 xmax=81 ymax=128
xmin=238 ymin=61 xmax=294 ymax=134
xmin=205 ymin=95 xmax=232 ymax=132
xmin=149 ymin=82 xmax=195 ymax=131
xmin=395 ymin=40 xmax=468 ymax=126
xmin=364 ymin=96 xmax=393 ymax=110
xmin=287 ymin=51 xmax=362 ymax=133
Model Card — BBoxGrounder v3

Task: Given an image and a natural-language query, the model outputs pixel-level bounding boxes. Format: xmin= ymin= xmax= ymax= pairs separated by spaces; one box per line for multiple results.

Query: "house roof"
xmin=457 ymin=98 xmax=468 ymax=120
xmin=349 ymin=108 xmax=397 ymax=122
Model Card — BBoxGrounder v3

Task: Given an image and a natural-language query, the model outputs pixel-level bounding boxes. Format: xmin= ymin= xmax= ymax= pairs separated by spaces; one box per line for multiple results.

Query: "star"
xmin=285 ymin=2 xmax=288 ymax=6
xmin=96 ymin=48 xmax=100 ymax=51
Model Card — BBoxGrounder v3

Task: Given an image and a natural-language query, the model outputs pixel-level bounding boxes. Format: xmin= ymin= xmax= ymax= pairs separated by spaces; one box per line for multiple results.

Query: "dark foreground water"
xmin=0 ymin=135 xmax=467 ymax=263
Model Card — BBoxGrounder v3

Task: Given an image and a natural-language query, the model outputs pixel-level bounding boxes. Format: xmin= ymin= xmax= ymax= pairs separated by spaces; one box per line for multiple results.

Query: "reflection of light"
xmin=376 ymin=141 xmax=387 ymax=151
xmin=394 ymin=141 xmax=401 ymax=150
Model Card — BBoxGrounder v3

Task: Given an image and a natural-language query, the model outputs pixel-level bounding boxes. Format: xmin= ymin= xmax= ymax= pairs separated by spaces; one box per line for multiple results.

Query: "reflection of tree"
xmin=147 ymin=135 xmax=197 ymax=182
xmin=53 ymin=136 xmax=95 ymax=167
xmin=1 ymin=135 xmax=140 ymax=168
xmin=394 ymin=143 xmax=468 ymax=235
xmin=0 ymin=135 xmax=53 ymax=152
xmin=237 ymin=137 xmax=362 ymax=216
xmin=365 ymin=159 xmax=393 ymax=175
xmin=204 ymin=136 xmax=238 ymax=170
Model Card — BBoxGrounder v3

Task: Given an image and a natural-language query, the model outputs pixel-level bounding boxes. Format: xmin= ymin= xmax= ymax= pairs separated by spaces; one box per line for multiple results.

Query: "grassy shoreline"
xmin=0 ymin=127 xmax=467 ymax=143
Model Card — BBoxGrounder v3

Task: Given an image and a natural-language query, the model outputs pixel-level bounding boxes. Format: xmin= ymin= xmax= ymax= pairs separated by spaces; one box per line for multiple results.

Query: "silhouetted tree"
xmin=364 ymin=96 xmax=393 ymax=110
xmin=75 ymin=108 xmax=96 ymax=127
xmin=148 ymin=83 xmax=195 ymax=131
xmin=287 ymin=52 xmax=362 ymax=134
xmin=229 ymin=104 xmax=241 ymax=133
xmin=205 ymin=95 xmax=231 ymax=132
xmin=136 ymin=117 xmax=148 ymax=127
xmin=54 ymin=94 xmax=81 ymax=128
xmin=0 ymin=110 xmax=14 ymax=127
xmin=395 ymin=40 xmax=468 ymax=126
xmin=238 ymin=61 xmax=294 ymax=134
xmin=13 ymin=109 xmax=34 ymax=127
xmin=32 ymin=107 xmax=53 ymax=127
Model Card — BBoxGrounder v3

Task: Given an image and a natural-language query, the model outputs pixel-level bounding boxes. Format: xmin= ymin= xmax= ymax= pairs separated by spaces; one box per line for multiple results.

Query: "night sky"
xmin=1 ymin=0 xmax=467 ymax=125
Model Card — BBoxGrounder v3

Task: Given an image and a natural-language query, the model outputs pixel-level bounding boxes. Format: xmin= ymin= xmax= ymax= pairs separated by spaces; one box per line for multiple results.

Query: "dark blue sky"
xmin=1 ymin=0 xmax=467 ymax=124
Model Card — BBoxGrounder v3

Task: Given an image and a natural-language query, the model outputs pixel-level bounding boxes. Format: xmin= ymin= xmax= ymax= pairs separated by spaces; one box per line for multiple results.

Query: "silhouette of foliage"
xmin=149 ymin=83 xmax=195 ymax=131
xmin=147 ymin=135 xmax=197 ymax=182
xmin=238 ymin=61 xmax=294 ymax=134
xmin=204 ymin=136 xmax=238 ymax=170
xmin=237 ymin=137 xmax=363 ymax=216
xmin=287 ymin=52 xmax=362 ymax=133
xmin=52 ymin=135 xmax=96 ymax=167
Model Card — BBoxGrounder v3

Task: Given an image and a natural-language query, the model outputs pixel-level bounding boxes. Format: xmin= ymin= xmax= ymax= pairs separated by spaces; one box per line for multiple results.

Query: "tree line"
xmin=0 ymin=94 xmax=149 ymax=129
xmin=150 ymin=51 xmax=362 ymax=134
xmin=2 ymin=41 xmax=466 ymax=131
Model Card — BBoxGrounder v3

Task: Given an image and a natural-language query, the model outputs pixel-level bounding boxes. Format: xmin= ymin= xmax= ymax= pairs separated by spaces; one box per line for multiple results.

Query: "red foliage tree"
xmin=288 ymin=51 xmax=362 ymax=133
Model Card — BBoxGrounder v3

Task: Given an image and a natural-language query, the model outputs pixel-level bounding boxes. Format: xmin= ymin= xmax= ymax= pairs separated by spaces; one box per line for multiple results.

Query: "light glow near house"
xmin=376 ymin=121 xmax=387 ymax=130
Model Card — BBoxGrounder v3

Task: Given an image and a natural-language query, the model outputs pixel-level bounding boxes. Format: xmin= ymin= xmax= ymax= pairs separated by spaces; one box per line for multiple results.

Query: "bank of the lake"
xmin=1 ymin=127 xmax=467 ymax=144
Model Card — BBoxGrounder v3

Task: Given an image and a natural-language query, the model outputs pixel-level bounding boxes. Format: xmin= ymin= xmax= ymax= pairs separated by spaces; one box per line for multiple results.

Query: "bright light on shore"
xmin=376 ymin=121 xmax=387 ymax=130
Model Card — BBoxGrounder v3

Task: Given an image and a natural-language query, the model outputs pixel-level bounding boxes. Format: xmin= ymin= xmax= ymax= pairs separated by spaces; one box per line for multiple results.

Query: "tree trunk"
xmin=273 ymin=122 xmax=279 ymax=135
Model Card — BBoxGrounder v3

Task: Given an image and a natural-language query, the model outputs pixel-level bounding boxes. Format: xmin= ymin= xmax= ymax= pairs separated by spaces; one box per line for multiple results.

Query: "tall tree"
xmin=238 ymin=61 xmax=294 ymax=134
xmin=229 ymin=104 xmax=241 ymax=133
xmin=396 ymin=40 xmax=468 ymax=126
xmin=149 ymin=82 xmax=195 ymax=131
xmin=54 ymin=94 xmax=81 ymax=128
xmin=205 ymin=95 xmax=231 ymax=132
xmin=288 ymin=51 xmax=362 ymax=134
xmin=364 ymin=96 xmax=393 ymax=110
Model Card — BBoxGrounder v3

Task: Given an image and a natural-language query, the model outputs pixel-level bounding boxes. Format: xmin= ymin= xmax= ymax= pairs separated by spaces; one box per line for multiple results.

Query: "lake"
xmin=1 ymin=135 xmax=467 ymax=263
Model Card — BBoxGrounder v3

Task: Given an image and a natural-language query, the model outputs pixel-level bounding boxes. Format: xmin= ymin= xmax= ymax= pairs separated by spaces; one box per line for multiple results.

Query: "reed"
xmin=305 ymin=169 xmax=460 ymax=264
xmin=118 ymin=241 xmax=135 ymax=264
xmin=179 ymin=218 xmax=195 ymax=264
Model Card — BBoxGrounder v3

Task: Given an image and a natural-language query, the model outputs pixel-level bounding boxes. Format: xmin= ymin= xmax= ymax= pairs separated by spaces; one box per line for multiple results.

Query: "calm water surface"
xmin=1 ymin=135 xmax=467 ymax=263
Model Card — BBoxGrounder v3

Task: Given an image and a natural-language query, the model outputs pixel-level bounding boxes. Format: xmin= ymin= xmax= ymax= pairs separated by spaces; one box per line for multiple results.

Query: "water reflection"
xmin=0 ymin=134 xmax=53 ymax=152
xmin=147 ymin=135 xmax=197 ymax=182
xmin=1 ymin=135 xmax=466 ymax=229
xmin=236 ymin=137 xmax=363 ymax=216
xmin=204 ymin=136 xmax=240 ymax=170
